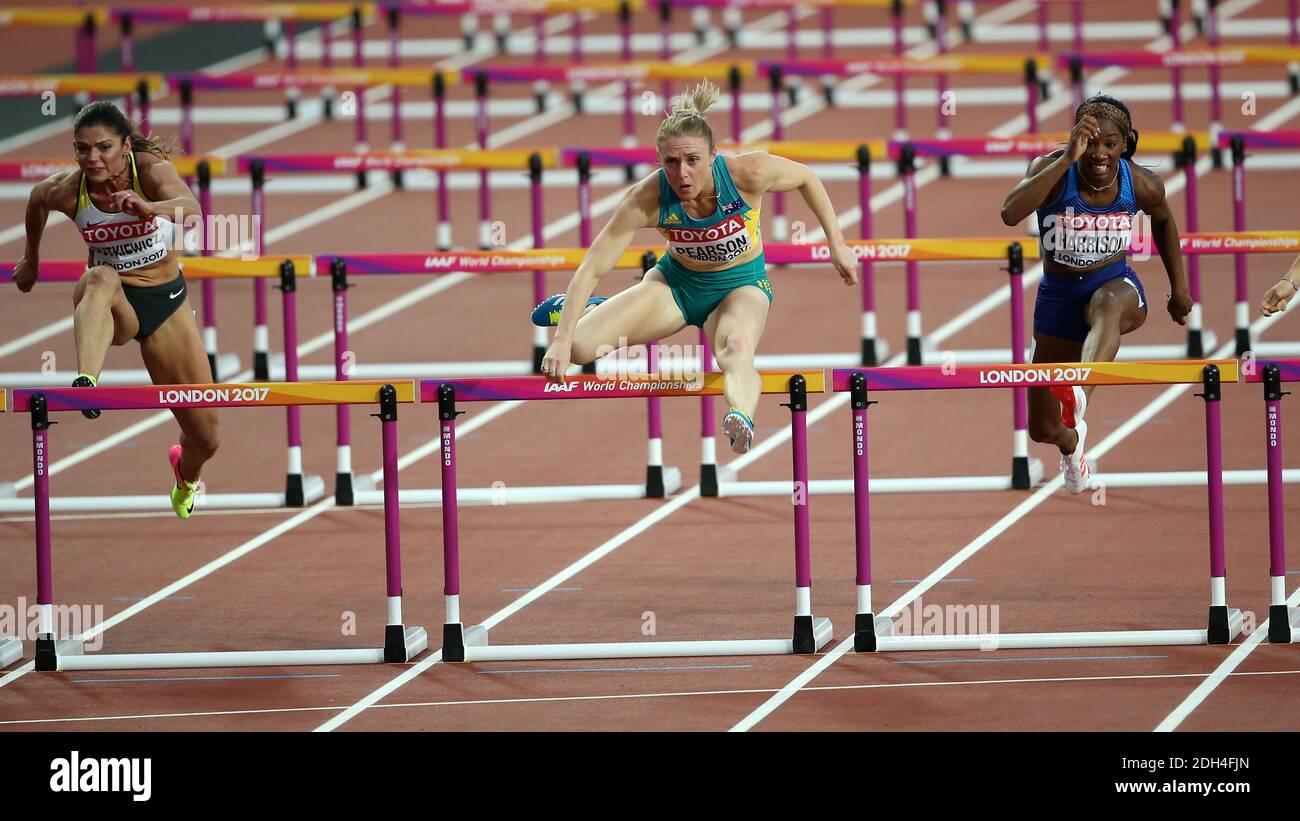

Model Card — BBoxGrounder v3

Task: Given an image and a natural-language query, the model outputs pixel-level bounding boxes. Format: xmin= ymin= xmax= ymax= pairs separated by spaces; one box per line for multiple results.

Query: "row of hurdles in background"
xmin=5 ymin=0 xmax=1257 ymax=81
xmin=0 ymin=357 xmax=1296 ymax=675
xmin=3 ymin=228 xmax=1298 ymax=516
xmin=5 ymin=127 xmax=1298 ymax=381
xmin=9 ymin=40 xmax=1300 ymax=159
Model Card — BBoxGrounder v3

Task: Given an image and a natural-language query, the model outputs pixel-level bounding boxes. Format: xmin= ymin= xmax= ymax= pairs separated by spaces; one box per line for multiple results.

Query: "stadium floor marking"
xmin=4 ymin=668 xmax=1299 ymax=728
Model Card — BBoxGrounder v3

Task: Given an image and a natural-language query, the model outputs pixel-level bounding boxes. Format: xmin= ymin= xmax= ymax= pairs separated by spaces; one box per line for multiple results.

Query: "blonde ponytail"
xmin=656 ymin=80 xmax=720 ymax=151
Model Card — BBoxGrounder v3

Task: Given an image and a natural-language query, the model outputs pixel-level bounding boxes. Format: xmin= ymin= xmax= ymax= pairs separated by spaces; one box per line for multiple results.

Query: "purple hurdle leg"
xmin=1289 ymin=0 xmax=1300 ymax=94
xmin=378 ymin=385 xmax=415 ymax=662
xmin=531 ymin=153 xmax=548 ymax=372
xmin=1208 ymin=1 xmax=1224 ymax=166
xmin=438 ymin=385 xmax=470 ymax=662
xmin=788 ymin=375 xmax=817 ymax=654
xmin=1071 ymin=0 xmax=1082 ymax=53
xmin=196 ymin=159 xmax=220 ymax=381
xmin=351 ymin=6 xmax=367 ymax=191
xmin=899 ymin=144 xmax=922 ymax=364
xmin=660 ymin=1 xmax=672 ymax=107
xmin=1171 ymin=0 xmax=1185 ymax=130
xmin=729 ymin=65 xmax=743 ymax=142
xmin=770 ymin=67 xmax=788 ymax=241
xmin=1008 ymin=243 xmax=1031 ymax=489
xmin=646 ymin=341 xmax=666 ymax=497
xmin=893 ymin=0 xmax=906 ymax=139
xmin=1025 ymin=58 xmax=1040 ymax=135
xmin=1263 ymin=365 xmax=1296 ymax=642
xmin=388 ymin=5 xmax=405 ymax=190
xmin=280 ymin=262 xmax=306 ymax=507
xmin=699 ymin=328 xmax=718 ymax=496
xmin=332 ymin=259 xmax=354 ymax=505
xmin=250 ymin=161 xmax=270 ymax=380
xmin=122 ymin=13 xmax=135 ymax=122
xmin=434 ymin=72 xmax=451 ymax=250
xmin=1231 ymin=136 xmax=1249 ymax=354
xmin=1202 ymin=365 xmax=1237 ymax=644
xmin=786 ymin=6 xmax=797 ymax=60
xmin=137 ymin=81 xmax=151 ymax=143
xmin=1263 ymin=365 xmax=1295 ymax=642
xmin=31 ymin=397 xmax=59 ymax=671
xmin=621 ymin=1 xmax=635 ymax=148
xmin=476 ymin=72 xmax=491 ymax=249
xmin=935 ymin=9 xmax=949 ymax=139
xmin=858 ymin=145 xmax=878 ymax=365
xmin=849 ymin=373 xmax=879 ymax=652
xmin=321 ymin=8 xmax=335 ymax=118
xmin=1181 ymin=136 xmax=1204 ymax=357
xmin=577 ymin=152 xmax=592 ymax=247
xmin=1037 ymin=0 xmax=1049 ymax=50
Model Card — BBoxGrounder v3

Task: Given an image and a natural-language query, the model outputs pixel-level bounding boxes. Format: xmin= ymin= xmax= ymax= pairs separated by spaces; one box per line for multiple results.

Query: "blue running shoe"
xmin=722 ymin=408 xmax=755 ymax=454
xmin=531 ymin=294 xmax=607 ymax=327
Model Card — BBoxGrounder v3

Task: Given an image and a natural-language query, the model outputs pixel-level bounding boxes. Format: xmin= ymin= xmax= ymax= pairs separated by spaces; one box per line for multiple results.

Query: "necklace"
xmin=1082 ymin=162 xmax=1119 ymax=193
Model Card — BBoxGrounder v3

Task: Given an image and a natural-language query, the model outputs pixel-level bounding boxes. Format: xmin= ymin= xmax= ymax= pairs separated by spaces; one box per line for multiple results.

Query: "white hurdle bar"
xmin=842 ymin=361 xmax=1245 ymax=654
xmin=0 ymin=353 xmax=242 ymax=387
xmin=0 ymin=477 xmax=327 ymax=515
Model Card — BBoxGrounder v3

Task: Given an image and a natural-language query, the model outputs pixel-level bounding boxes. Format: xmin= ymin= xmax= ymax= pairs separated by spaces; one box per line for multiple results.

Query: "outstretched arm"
xmin=741 ymin=153 xmax=857 ymax=284
xmin=1134 ymin=168 xmax=1192 ymax=326
xmin=1262 ymin=255 xmax=1299 ymax=316
xmin=14 ymin=177 xmax=57 ymax=292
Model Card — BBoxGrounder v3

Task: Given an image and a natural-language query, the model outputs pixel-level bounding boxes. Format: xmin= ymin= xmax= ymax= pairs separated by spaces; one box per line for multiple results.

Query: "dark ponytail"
xmin=73 ymin=100 xmax=175 ymax=160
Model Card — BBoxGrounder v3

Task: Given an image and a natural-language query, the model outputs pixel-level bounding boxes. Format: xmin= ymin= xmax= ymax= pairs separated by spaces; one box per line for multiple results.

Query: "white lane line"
xmin=731 ymin=307 xmax=1286 ymax=733
xmin=311 ymin=486 xmax=703 ymax=732
xmin=9 ymin=667 xmax=1300 ymax=727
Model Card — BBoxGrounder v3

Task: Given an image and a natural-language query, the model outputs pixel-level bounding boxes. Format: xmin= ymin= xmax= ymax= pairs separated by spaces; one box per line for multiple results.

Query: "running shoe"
xmin=531 ymin=294 xmax=607 ymax=327
xmin=1051 ymin=384 xmax=1087 ymax=429
xmin=722 ymin=408 xmax=755 ymax=455
xmin=1060 ymin=417 xmax=1091 ymax=495
xmin=71 ymin=374 xmax=100 ymax=419
xmin=168 ymin=444 xmax=199 ymax=520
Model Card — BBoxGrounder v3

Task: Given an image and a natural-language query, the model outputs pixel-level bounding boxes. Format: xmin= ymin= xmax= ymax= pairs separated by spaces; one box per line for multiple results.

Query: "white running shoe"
xmin=1060 ymin=417 xmax=1091 ymax=495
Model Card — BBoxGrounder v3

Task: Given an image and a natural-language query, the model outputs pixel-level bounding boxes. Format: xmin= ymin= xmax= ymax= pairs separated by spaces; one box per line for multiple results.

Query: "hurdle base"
xmin=1236 ymin=328 xmax=1252 ymax=357
xmin=383 ymin=625 xmax=428 ymax=663
xmin=1268 ymin=605 xmax=1300 ymax=644
xmin=0 ymin=637 xmax=23 ymax=669
xmin=254 ymin=351 xmax=270 ymax=381
xmin=1011 ymin=456 xmax=1044 ymax=490
xmin=442 ymin=622 xmax=491 ymax=663
xmin=700 ymin=463 xmax=719 ymax=497
xmin=335 ymin=472 xmax=354 ymax=506
xmin=646 ymin=465 xmax=666 ymax=498
xmin=47 ymin=634 xmax=431 ymax=671
xmin=35 ymin=635 xmax=85 ymax=672
xmin=457 ymin=621 xmax=833 ymax=662
xmin=1207 ymin=606 xmax=1243 ymax=645
xmin=873 ymin=622 xmax=1241 ymax=652
xmin=286 ymin=473 xmax=305 ymax=507
xmin=854 ymin=612 xmax=896 ymax=653
xmin=1186 ymin=328 xmax=1204 ymax=359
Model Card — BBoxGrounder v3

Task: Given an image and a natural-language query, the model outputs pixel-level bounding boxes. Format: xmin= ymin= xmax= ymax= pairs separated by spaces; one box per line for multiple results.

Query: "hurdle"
xmin=1219 ymin=131 xmax=1300 ymax=357
xmin=0 ymin=73 xmax=166 ymax=135
xmin=2 ymin=379 xmax=427 ymax=672
xmin=959 ymin=0 xmax=1182 ymax=52
xmin=842 ymin=359 xmax=1245 ymax=653
xmin=0 ymin=389 xmax=13 ymax=666
xmin=1246 ymin=359 xmax=1300 ymax=644
xmin=305 ymin=249 xmax=679 ymax=505
xmin=432 ymin=370 xmax=833 ymax=662
xmin=0 ymin=257 xmax=326 ymax=514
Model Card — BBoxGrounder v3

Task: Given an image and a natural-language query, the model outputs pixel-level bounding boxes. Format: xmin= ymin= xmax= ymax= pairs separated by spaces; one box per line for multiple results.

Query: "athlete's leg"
xmin=1027 ymin=332 xmax=1083 ymax=456
xmin=569 ymin=269 xmax=690 ymax=364
xmin=703 ymin=285 xmax=771 ymax=421
xmin=71 ymin=265 xmax=140 ymax=378
xmin=139 ymin=299 xmax=220 ymax=484
xmin=1080 ymin=275 xmax=1146 ymax=402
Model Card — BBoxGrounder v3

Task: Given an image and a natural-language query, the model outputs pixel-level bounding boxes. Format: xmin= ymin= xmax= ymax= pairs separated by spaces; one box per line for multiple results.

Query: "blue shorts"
xmin=1034 ymin=259 xmax=1147 ymax=343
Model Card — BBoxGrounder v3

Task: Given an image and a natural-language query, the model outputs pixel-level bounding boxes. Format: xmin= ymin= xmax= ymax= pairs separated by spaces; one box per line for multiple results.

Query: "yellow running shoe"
xmin=168 ymin=445 xmax=199 ymax=519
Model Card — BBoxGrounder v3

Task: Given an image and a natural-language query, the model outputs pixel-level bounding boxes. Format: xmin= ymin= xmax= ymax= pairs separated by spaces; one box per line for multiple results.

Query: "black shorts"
xmin=122 ymin=271 xmax=188 ymax=341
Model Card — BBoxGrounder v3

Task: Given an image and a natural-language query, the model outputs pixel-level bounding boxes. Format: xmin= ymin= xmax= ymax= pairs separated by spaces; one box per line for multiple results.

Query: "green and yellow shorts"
xmin=655 ymin=252 xmax=773 ymax=328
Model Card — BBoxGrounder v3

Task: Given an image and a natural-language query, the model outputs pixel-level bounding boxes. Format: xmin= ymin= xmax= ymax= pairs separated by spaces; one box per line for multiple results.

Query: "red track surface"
xmin=1 ymin=0 xmax=1298 ymax=732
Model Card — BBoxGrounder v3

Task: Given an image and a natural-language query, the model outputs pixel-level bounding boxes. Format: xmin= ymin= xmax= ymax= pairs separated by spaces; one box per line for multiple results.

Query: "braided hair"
xmin=656 ymin=80 xmax=721 ymax=153
xmin=1074 ymin=94 xmax=1139 ymax=160
xmin=73 ymin=100 xmax=175 ymax=161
